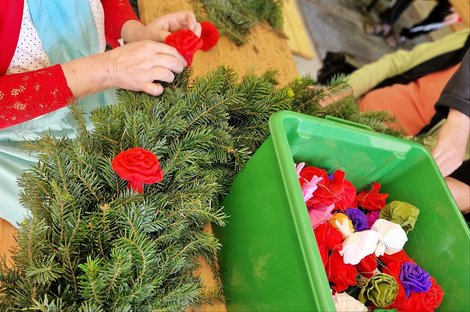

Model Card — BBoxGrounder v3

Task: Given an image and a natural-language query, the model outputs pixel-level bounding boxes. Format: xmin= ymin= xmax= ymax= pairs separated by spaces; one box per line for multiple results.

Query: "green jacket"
xmin=348 ymin=28 xmax=470 ymax=98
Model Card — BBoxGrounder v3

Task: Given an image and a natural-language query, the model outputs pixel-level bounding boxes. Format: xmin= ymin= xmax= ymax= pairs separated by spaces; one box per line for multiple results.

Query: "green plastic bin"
xmin=215 ymin=111 xmax=469 ymax=311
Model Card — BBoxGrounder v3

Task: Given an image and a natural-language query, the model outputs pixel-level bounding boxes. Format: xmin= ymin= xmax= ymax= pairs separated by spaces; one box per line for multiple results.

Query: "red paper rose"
xmin=307 ymin=170 xmax=356 ymax=211
xmin=112 ymin=147 xmax=163 ymax=193
xmin=355 ymin=182 xmax=389 ymax=211
xmin=299 ymin=166 xmax=328 ymax=188
xmin=326 ymin=249 xmax=358 ymax=292
xmin=165 ymin=29 xmax=203 ymax=66
xmin=382 ymin=257 xmax=442 ymax=312
xmin=314 ymin=221 xmax=344 ymax=251
xmin=164 ymin=21 xmax=219 ymax=66
xmin=330 ymin=170 xmax=356 ymax=211
xmin=200 ymin=21 xmax=219 ymax=51
xmin=379 ymin=249 xmax=413 ymax=267
xmin=387 ymin=276 xmax=443 ymax=312
xmin=401 ymin=277 xmax=443 ymax=312
xmin=356 ymin=253 xmax=377 ymax=278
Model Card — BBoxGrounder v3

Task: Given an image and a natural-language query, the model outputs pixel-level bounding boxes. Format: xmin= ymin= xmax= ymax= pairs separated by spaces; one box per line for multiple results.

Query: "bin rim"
xmin=267 ymin=111 xmax=336 ymax=310
xmin=269 ymin=111 xmax=469 ymax=235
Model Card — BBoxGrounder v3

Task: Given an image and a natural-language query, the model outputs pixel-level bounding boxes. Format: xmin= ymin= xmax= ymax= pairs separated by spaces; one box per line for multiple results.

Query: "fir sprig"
xmin=195 ymin=0 xmax=284 ymax=45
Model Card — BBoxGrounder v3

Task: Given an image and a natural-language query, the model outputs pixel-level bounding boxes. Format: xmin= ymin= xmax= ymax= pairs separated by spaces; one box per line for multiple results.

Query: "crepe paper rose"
xmin=358 ymin=273 xmax=398 ymax=308
xmin=380 ymin=201 xmax=419 ymax=233
xmin=371 ymin=219 xmax=408 ymax=257
xmin=299 ymin=165 xmax=329 ymax=189
xmin=164 ymin=21 xmax=219 ymax=65
xmin=309 ymin=203 xmax=335 ymax=229
xmin=399 ymin=262 xmax=432 ymax=299
xmin=303 ymin=175 xmax=323 ymax=202
xmin=380 ymin=249 xmax=413 ymax=267
xmin=329 ymin=213 xmax=354 ymax=237
xmin=165 ymin=29 xmax=203 ymax=66
xmin=309 ymin=170 xmax=355 ymax=211
xmin=345 ymin=208 xmax=369 ymax=232
xmin=338 ymin=218 xmax=407 ymax=265
xmin=314 ymin=221 xmax=344 ymax=251
xmin=386 ymin=272 xmax=443 ymax=312
xmin=333 ymin=292 xmax=368 ymax=312
xmin=356 ymin=182 xmax=389 ymax=211
xmin=325 ymin=250 xmax=358 ymax=293
xmin=339 ymin=229 xmax=379 ymax=265
xmin=366 ymin=210 xmax=380 ymax=229
xmin=328 ymin=170 xmax=356 ymax=211
xmin=391 ymin=277 xmax=443 ymax=312
xmin=200 ymin=21 xmax=219 ymax=51
xmin=112 ymin=147 xmax=163 ymax=193
xmin=356 ymin=253 xmax=378 ymax=278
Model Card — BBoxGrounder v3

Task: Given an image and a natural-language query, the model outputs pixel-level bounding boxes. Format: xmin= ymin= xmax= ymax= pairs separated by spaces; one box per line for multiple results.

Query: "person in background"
xmin=0 ymin=0 xmax=202 ymax=263
xmin=316 ymin=28 xmax=470 ymax=213
xmin=365 ymin=0 xmax=460 ymax=47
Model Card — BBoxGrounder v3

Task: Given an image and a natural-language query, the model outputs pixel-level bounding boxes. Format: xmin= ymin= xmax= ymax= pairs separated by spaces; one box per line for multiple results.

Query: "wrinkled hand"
xmin=122 ymin=11 xmax=202 ymax=43
xmin=104 ymin=40 xmax=186 ymax=95
xmin=432 ymin=109 xmax=470 ymax=177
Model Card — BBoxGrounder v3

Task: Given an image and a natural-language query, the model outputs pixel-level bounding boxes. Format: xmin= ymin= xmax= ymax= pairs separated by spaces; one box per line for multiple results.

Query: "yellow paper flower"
xmin=329 ymin=213 xmax=354 ymax=237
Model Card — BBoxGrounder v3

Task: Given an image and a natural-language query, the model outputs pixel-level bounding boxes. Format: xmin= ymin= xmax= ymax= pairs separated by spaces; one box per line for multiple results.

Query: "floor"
xmin=294 ymin=0 xmax=454 ymax=79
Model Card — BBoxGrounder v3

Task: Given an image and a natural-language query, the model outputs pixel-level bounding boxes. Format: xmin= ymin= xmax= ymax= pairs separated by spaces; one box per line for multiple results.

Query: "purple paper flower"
xmin=366 ymin=210 xmax=380 ymax=229
xmin=345 ymin=208 xmax=369 ymax=231
xmin=399 ymin=261 xmax=432 ymax=299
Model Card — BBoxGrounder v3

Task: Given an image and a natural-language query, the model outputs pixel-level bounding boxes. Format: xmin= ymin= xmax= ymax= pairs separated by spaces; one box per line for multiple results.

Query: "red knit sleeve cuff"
xmin=101 ymin=0 xmax=141 ymax=48
xmin=0 ymin=65 xmax=74 ymax=129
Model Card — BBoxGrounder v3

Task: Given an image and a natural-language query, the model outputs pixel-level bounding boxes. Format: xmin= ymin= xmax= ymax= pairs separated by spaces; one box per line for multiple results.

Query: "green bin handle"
xmin=325 ymin=115 xmax=374 ymax=131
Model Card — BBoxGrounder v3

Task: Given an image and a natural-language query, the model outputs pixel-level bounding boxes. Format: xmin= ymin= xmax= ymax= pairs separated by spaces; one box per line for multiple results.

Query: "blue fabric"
xmin=27 ymin=0 xmax=100 ymax=65
xmin=0 ymin=1 xmax=117 ymax=227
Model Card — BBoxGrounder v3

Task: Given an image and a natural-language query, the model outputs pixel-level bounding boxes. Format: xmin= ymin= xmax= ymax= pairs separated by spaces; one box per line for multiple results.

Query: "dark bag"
xmin=316 ymin=51 xmax=358 ymax=85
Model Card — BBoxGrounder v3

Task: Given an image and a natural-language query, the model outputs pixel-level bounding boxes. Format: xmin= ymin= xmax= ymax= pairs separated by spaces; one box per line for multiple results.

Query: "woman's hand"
xmin=62 ymin=40 xmax=186 ymax=98
xmin=121 ymin=11 xmax=202 ymax=43
xmin=432 ymin=109 xmax=470 ymax=177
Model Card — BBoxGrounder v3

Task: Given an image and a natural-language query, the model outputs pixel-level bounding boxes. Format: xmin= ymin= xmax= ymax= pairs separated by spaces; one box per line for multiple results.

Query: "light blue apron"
xmin=0 ymin=0 xmax=116 ymax=227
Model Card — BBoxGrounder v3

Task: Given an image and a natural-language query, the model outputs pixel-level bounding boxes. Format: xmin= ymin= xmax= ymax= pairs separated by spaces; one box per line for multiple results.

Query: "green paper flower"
xmin=380 ymin=200 xmax=419 ymax=233
xmin=358 ymin=273 xmax=398 ymax=308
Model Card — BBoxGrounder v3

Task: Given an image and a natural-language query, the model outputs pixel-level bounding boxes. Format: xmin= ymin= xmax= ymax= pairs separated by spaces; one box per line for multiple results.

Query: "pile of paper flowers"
xmin=296 ymin=162 xmax=444 ymax=312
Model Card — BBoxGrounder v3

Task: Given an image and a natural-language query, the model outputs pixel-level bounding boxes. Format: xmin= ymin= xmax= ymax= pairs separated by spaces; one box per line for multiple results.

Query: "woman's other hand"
xmin=432 ymin=108 xmax=470 ymax=177
xmin=121 ymin=11 xmax=202 ymax=43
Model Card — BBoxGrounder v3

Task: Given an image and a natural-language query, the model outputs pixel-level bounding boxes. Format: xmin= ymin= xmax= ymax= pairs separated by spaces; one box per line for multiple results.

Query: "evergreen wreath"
xmin=0 ymin=67 xmax=405 ymax=311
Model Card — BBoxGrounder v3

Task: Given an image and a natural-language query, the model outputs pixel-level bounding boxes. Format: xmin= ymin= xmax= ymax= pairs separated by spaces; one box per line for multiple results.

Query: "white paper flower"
xmin=372 ymin=219 xmax=408 ymax=256
xmin=339 ymin=229 xmax=379 ymax=265
xmin=333 ymin=292 xmax=368 ymax=312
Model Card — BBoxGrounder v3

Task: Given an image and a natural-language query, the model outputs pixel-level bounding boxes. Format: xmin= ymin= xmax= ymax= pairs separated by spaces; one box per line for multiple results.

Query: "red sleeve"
xmin=0 ymin=65 xmax=74 ymax=129
xmin=101 ymin=0 xmax=141 ymax=48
